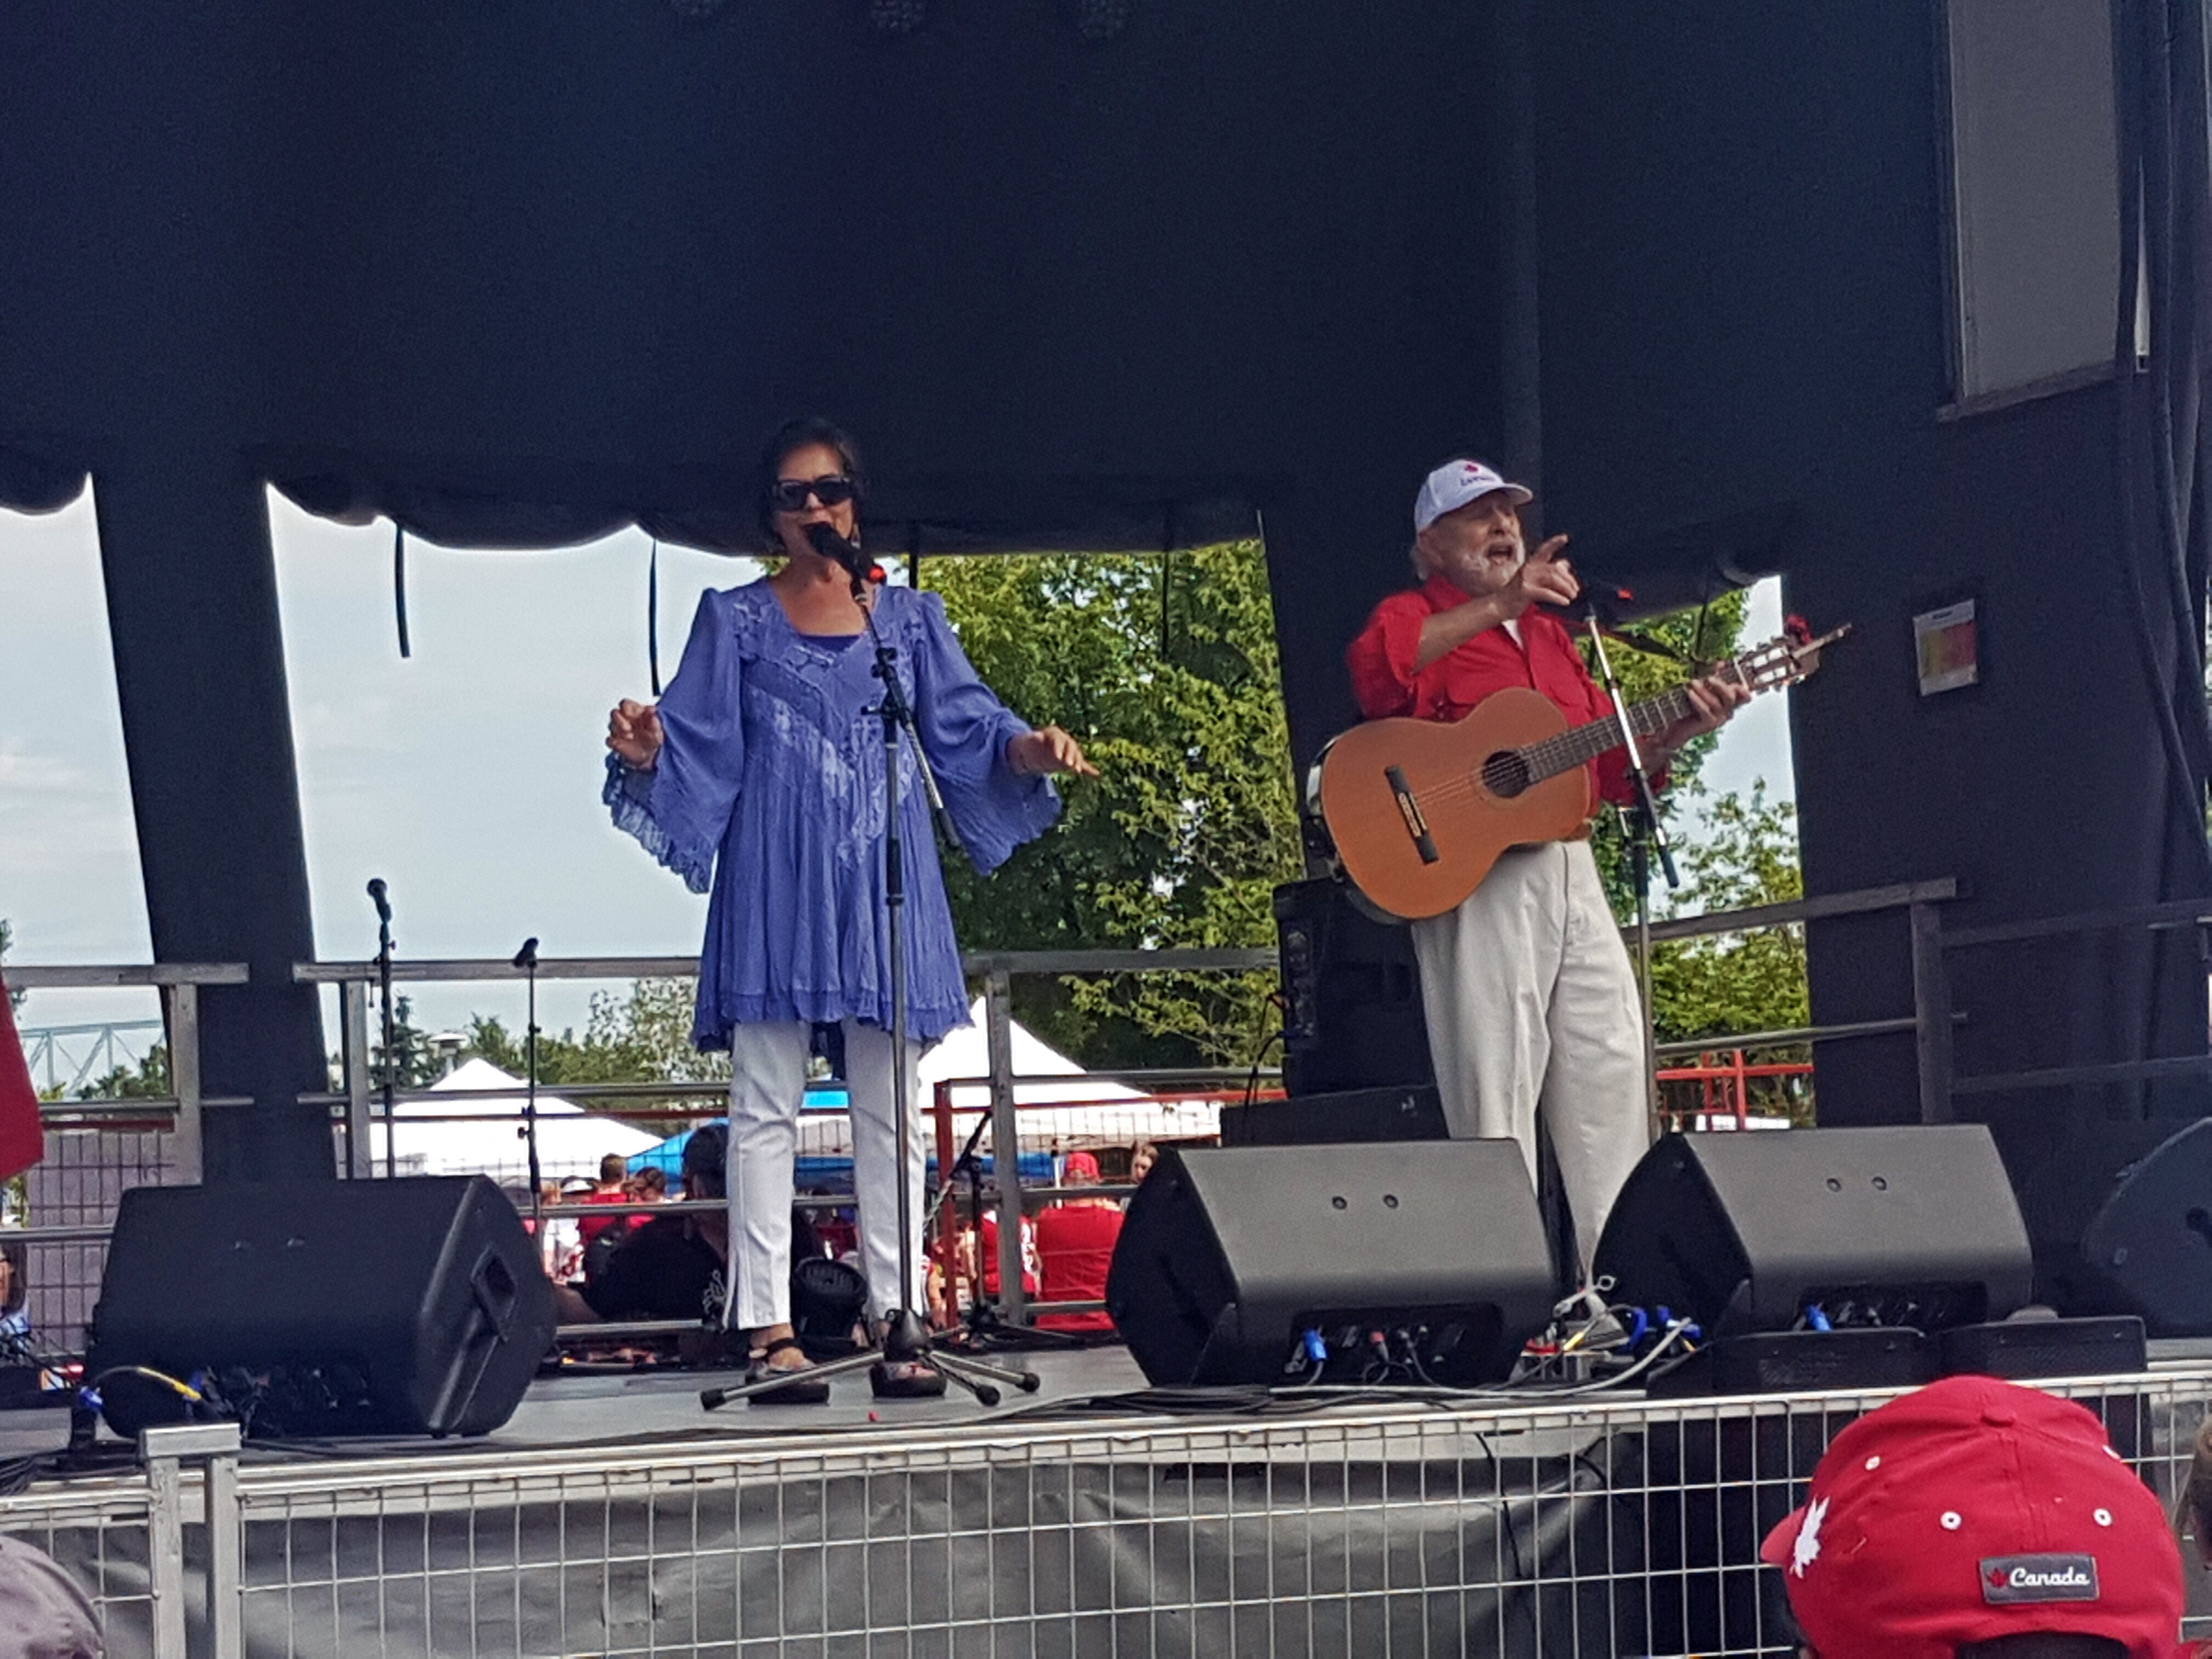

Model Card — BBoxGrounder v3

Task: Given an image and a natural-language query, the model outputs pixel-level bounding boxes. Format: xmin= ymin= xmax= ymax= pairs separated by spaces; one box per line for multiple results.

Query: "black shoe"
xmin=747 ymin=1336 xmax=831 ymax=1405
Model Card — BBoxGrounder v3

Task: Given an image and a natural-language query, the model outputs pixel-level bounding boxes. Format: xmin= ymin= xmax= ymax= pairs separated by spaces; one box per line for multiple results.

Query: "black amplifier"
xmin=1219 ymin=1084 xmax=1448 ymax=1147
xmin=1273 ymin=877 xmax=1432 ymax=1096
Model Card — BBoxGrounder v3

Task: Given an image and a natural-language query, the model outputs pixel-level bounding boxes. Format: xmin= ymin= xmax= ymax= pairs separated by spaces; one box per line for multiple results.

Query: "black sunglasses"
xmin=769 ymin=474 xmax=856 ymax=513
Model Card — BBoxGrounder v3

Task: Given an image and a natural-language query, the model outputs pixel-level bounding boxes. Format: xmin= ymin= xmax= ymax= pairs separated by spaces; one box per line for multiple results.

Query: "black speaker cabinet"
xmin=2049 ymin=1116 xmax=2212 ymax=1335
xmin=1593 ymin=1127 xmax=2034 ymax=1338
xmin=87 ymin=1176 xmax=556 ymax=1438
xmin=1218 ymin=1085 xmax=1448 ymax=1147
xmin=1273 ymin=878 xmax=1432 ymax=1096
xmin=1105 ymin=1141 xmax=1553 ymax=1387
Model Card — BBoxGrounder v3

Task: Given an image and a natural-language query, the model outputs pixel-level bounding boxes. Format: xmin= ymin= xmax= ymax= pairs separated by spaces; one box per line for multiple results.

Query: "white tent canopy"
xmin=373 ymin=1057 xmax=661 ymax=1185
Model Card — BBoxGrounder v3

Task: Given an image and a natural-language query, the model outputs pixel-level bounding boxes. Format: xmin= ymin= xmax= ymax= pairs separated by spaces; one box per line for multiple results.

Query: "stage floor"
xmin=489 ymin=1342 xmax=1155 ymax=1447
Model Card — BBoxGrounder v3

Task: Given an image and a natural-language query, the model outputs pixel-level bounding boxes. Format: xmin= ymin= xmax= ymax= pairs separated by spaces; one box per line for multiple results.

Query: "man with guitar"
xmin=1343 ymin=458 xmax=1751 ymax=1261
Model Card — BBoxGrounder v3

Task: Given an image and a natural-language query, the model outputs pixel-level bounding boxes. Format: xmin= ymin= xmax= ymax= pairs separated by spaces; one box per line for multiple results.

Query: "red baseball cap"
xmin=1760 ymin=1376 xmax=2183 ymax=1659
xmin=1063 ymin=1152 xmax=1101 ymax=1181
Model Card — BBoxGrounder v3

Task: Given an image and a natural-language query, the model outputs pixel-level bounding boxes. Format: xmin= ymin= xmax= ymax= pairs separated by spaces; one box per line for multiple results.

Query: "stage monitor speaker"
xmin=1592 ymin=1127 xmax=2033 ymax=1338
xmin=1105 ymin=1141 xmax=1554 ymax=1387
xmin=87 ymin=1176 xmax=556 ymax=1439
xmin=1273 ymin=878 xmax=1432 ymax=1096
xmin=2047 ymin=1116 xmax=2212 ymax=1336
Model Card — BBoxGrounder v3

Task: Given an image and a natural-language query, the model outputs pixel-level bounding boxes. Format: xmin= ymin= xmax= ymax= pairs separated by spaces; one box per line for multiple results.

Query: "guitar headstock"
xmin=1728 ymin=621 xmax=1853 ymax=692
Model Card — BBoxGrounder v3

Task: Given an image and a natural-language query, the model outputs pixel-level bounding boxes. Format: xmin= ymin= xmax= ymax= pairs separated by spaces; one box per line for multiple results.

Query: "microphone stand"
xmin=704 ymin=547 xmax=1039 ymax=1410
xmin=369 ymin=880 xmax=398 ymax=1178
xmin=514 ymin=939 xmax=544 ymax=1231
xmin=1580 ymin=616 xmax=1676 ymax=1130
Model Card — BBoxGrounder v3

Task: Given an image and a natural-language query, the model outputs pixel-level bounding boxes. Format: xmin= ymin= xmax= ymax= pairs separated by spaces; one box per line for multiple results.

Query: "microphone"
xmin=366 ymin=878 xmax=392 ymax=924
xmin=511 ymin=937 xmax=539 ymax=972
xmin=804 ymin=522 xmax=884 ymax=586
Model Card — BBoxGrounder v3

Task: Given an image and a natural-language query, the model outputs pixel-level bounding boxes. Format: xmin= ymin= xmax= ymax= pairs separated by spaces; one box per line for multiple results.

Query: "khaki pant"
xmin=1409 ymin=839 xmax=1649 ymax=1262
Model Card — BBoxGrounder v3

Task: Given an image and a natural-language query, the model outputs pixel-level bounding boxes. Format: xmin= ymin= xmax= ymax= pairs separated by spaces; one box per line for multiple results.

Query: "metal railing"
xmin=1633 ymin=878 xmax=1960 ymax=1125
xmin=299 ymin=947 xmax=1280 ymax=1330
xmin=1939 ymin=894 xmax=2212 ymax=1100
xmin=5 ymin=1365 xmax=2209 ymax=1657
xmin=1 ymin=879 xmax=1965 ymax=1340
xmin=2 ymin=963 xmax=250 ymax=1188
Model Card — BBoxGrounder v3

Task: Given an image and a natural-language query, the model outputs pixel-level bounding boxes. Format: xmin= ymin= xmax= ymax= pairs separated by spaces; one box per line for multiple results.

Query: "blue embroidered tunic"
xmin=605 ymin=581 xmax=1060 ymax=1048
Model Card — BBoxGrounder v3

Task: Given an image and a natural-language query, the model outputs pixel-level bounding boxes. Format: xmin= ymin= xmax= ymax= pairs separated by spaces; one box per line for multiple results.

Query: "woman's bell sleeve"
xmin=602 ymin=591 xmax=746 ymax=894
xmin=909 ymin=590 xmax=1061 ymax=874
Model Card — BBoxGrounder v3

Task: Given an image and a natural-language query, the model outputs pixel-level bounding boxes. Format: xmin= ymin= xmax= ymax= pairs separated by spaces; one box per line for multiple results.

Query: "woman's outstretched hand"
xmin=1007 ymin=725 xmax=1098 ymax=778
xmin=607 ymin=699 xmax=665 ymax=770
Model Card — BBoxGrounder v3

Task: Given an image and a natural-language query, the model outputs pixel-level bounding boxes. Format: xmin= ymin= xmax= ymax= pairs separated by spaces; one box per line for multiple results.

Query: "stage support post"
xmin=94 ymin=459 xmax=331 ymax=1181
xmin=985 ymin=968 xmax=1025 ymax=1326
xmin=1910 ymin=899 xmax=1955 ymax=1124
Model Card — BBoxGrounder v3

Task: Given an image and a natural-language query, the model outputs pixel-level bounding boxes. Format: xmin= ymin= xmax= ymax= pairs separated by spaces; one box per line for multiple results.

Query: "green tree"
xmin=1577 ymin=590 xmax=1751 ymax=913
xmin=1646 ymin=782 xmax=1812 ymax=1120
xmin=924 ymin=543 xmax=1301 ymax=1067
xmin=76 ymin=1043 xmax=171 ymax=1101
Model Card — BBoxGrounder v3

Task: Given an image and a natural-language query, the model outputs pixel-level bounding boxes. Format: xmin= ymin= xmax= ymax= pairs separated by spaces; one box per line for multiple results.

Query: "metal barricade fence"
xmin=3 ymin=1368 xmax=2208 ymax=1658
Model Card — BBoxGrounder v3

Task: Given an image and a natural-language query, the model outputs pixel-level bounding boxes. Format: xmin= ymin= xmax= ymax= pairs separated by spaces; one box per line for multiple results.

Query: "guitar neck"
xmin=1519 ymin=678 xmax=1726 ymax=787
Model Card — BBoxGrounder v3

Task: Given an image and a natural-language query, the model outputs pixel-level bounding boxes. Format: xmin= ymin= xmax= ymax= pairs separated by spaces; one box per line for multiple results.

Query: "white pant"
xmin=724 ymin=1020 xmax=926 ymax=1329
xmin=1409 ymin=839 xmax=1649 ymax=1259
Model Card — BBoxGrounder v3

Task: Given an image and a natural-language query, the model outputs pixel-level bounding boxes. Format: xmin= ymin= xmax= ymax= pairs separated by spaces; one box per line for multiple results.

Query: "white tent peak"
xmin=369 ymin=1056 xmax=658 ymax=1180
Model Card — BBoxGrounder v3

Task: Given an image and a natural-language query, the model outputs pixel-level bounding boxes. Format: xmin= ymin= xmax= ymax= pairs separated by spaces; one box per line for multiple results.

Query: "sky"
xmin=0 ymin=489 xmax=1795 ymax=1046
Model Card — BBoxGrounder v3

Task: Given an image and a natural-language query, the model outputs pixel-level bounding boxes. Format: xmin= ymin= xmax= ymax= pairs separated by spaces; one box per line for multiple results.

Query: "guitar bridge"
xmin=1384 ymin=766 xmax=1441 ymax=865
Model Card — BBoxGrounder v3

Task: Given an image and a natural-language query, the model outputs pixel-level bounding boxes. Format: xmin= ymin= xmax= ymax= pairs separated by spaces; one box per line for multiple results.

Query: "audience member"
xmin=555 ymin=1125 xmax=729 ymax=1328
xmin=0 ymin=1533 xmax=102 ymax=1658
xmin=1128 ymin=1140 xmax=1159 ymax=1192
xmin=1034 ymin=1151 xmax=1121 ymax=1333
xmin=977 ymin=1210 xmax=1040 ymax=1301
xmin=578 ymin=1154 xmax=639 ymax=1246
xmin=0 ymin=1242 xmax=33 ymax=1368
xmin=631 ymin=1165 xmax=668 ymax=1204
xmin=1761 ymin=1375 xmax=2183 ymax=1659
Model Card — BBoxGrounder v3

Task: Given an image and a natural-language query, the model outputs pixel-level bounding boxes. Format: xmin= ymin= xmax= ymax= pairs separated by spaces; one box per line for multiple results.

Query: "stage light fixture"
xmin=1076 ymin=0 xmax=1128 ymax=40
xmin=870 ymin=0 xmax=927 ymax=33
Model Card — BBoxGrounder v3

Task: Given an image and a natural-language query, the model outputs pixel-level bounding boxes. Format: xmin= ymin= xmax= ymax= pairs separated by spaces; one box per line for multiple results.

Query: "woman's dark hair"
xmin=682 ymin=1120 xmax=729 ymax=1201
xmin=755 ymin=417 xmax=865 ymax=547
xmin=0 ymin=1240 xmax=27 ymax=1317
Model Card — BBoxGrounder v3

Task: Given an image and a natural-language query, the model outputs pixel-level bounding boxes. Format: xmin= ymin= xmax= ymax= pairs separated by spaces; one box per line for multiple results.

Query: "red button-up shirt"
xmin=1345 ymin=573 xmax=1651 ymax=808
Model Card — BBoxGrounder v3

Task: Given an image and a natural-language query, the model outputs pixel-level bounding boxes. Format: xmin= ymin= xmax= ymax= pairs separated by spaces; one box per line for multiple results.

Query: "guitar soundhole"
xmin=1481 ymin=751 xmax=1531 ymax=799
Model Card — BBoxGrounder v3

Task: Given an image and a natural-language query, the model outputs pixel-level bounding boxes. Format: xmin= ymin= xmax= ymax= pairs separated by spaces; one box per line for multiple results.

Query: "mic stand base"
xmin=700 ymin=1312 xmax=1042 ymax=1409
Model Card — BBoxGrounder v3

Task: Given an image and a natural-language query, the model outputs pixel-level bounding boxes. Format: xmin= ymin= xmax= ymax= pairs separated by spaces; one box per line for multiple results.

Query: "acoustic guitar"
xmin=1310 ymin=624 xmax=1848 ymax=921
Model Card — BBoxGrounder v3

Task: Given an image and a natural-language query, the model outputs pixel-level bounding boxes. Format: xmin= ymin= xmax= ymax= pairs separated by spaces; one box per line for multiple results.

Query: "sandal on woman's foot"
xmin=869 ymin=1358 xmax=947 ymax=1400
xmin=746 ymin=1337 xmax=830 ymax=1406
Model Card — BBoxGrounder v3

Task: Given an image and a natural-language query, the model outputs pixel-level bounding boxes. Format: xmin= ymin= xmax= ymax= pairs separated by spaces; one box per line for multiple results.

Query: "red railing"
xmin=1655 ymin=1049 xmax=1813 ymax=1130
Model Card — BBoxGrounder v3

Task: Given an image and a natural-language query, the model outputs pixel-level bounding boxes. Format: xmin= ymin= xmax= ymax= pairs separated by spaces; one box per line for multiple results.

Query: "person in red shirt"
xmin=1034 ymin=1151 xmax=1122 ymax=1333
xmin=1344 ymin=458 xmax=1748 ymax=1260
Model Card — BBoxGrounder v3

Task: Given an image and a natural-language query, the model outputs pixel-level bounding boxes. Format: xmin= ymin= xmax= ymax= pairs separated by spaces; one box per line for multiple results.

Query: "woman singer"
xmin=603 ymin=418 xmax=1094 ymax=1399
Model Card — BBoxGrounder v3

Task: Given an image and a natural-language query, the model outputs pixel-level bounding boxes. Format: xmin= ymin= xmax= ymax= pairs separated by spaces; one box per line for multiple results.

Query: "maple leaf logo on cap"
xmin=1987 ymin=1567 xmax=2010 ymax=1590
xmin=1792 ymin=1496 xmax=1829 ymax=1577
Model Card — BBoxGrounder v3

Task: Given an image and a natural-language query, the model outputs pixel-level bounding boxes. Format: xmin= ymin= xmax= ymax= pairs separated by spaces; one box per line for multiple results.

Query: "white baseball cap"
xmin=1413 ymin=458 xmax=1533 ymax=534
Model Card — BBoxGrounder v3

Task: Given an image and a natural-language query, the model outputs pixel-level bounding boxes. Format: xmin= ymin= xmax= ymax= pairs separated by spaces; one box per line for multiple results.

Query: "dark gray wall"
xmin=1531 ymin=2 xmax=2210 ymax=1158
